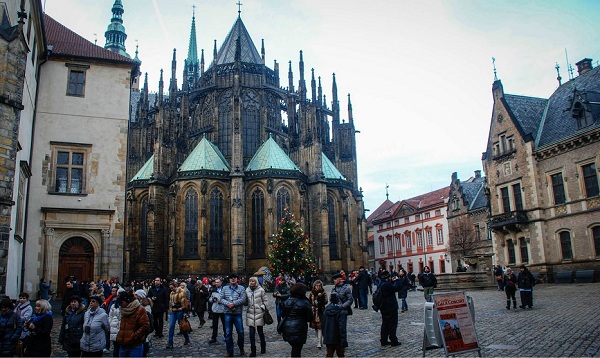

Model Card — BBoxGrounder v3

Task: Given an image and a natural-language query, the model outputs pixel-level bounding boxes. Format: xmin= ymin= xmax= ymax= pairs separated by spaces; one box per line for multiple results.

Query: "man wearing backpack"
xmin=377 ymin=271 xmax=402 ymax=347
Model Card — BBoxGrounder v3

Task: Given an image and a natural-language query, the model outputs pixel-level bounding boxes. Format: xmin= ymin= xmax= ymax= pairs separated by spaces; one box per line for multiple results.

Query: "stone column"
xmin=42 ymin=228 xmax=54 ymax=282
xmin=101 ymin=229 xmax=110 ymax=277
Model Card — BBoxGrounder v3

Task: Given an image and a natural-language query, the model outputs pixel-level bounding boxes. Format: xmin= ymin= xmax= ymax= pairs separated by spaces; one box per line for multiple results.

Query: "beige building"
xmin=23 ymin=13 xmax=138 ymax=298
xmin=0 ymin=0 xmax=45 ymax=298
xmin=483 ymin=58 xmax=600 ymax=281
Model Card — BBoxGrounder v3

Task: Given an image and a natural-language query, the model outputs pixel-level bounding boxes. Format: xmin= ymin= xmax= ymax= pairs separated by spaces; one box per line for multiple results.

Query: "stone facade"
xmin=125 ymin=16 xmax=367 ymax=279
xmin=22 ymin=14 xmax=137 ymax=298
xmin=483 ymin=59 xmax=600 ymax=281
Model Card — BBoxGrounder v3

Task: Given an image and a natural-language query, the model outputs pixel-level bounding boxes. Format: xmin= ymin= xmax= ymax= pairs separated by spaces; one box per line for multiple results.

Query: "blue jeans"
xmin=119 ymin=344 xmax=143 ymax=357
xmin=224 ymin=313 xmax=244 ymax=355
xmin=401 ymin=297 xmax=408 ymax=311
xmin=359 ymin=288 xmax=368 ymax=308
xmin=276 ymin=303 xmax=282 ymax=324
xmin=168 ymin=311 xmax=190 ymax=346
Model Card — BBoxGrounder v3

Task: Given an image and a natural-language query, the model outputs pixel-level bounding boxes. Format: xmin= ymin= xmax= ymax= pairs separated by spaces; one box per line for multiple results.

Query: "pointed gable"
xmin=246 ymin=136 xmax=299 ymax=171
xmin=216 ymin=16 xmax=262 ymax=65
xmin=179 ymin=137 xmax=230 ymax=172
xmin=503 ymin=94 xmax=547 ymax=141
xmin=131 ymin=154 xmax=154 ymax=181
xmin=322 ymin=153 xmax=346 ymax=180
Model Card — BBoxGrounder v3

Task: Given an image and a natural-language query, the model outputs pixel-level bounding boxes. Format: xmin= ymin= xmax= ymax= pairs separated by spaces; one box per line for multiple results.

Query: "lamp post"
xmin=385 ymin=209 xmax=395 ymax=271
xmin=422 ymin=212 xmax=427 ymax=271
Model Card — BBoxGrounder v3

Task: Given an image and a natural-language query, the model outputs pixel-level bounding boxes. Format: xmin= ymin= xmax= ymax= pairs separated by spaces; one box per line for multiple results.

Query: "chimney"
xmin=575 ymin=58 xmax=593 ymax=75
xmin=474 ymin=170 xmax=481 ymax=179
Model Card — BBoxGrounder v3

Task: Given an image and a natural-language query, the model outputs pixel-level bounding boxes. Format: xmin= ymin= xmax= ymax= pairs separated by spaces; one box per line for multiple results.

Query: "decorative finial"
xmin=386 ymin=183 xmax=389 ymax=200
xmin=555 ymin=62 xmax=562 ymax=86
xmin=237 ymin=1 xmax=243 ymax=16
xmin=192 ymin=4 xmax=195 ymax=18
xmin=93 ymin=33 xmax=97 ymax=45
xmin=492 ymin=57 xmax=498 ymax=81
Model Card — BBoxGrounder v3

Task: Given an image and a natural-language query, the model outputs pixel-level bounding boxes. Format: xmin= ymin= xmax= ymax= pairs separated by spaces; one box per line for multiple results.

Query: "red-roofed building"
xmin=369 ymin=187 xmax=451 ymax=275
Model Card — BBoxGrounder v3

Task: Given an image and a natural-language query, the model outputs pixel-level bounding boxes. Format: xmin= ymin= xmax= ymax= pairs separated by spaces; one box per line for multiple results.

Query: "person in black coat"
xmin=517 ymin=265 xmax=535 ymax=309
xmin=378 ymin=271 xmax=402 ymax=347
xmin=503 ymin=268 xmax=518 ymax=310
xmin=356 ymin=266 xmax=371 ymax=309
xmin=147 ymin=278 xmax=169 ymax=338
xmin=396 ymin=270 xmax=410 ymax=312
xmin=280 ymin=283 xmax=313 ymax=357
xmin=58 ymin=295 xmax=86 ymax=357
xmin=25 ymin=299 xmax=53 ymax=357
xmin=321 ymin=293 xmax=347 ymax=357
xmin=61 ymin=280 xmax=79 ymax=317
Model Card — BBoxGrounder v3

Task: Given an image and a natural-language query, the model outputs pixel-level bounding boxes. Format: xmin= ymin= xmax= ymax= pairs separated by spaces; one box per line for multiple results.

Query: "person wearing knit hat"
xmin=116 ymin=287 xmax=150 ymax=356
xmin=134 ymin=290 xmax=147 ymax=299
xmin=279 ymin=282 xmax=313 ymax=357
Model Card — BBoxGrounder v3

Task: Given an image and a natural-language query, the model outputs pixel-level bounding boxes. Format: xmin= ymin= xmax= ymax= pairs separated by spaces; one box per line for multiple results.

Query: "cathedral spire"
xmin=332 ymin=73 xmax=340 ymax=124
xmin=348 ymin=93 xmax=353 ymax=123
xmin=311 ymin=68 xmax=317 ymax=105
xmin=104 ymin=0 xmax=130 ymax=58
xmin=170 ymin=49 xmax=178 ymax=100
xmin=158 ymin=69 xmax=164 ymax=104
xmin=185 ymin=6 xmax=199 ymax=88
xmin=200 ymin=49 xmax=205 ymax=74
xmin=288 ymin=61 xmax=294 ymax=92
xmin=318 ymin=76 xmax=323 ymax=107
xmin=299 ymin=51 xmax=306 ymax=102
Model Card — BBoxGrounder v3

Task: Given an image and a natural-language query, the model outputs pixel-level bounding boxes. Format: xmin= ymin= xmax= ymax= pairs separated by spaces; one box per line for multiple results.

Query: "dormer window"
xmin=572 ymin=101 xmax=593 ymax=129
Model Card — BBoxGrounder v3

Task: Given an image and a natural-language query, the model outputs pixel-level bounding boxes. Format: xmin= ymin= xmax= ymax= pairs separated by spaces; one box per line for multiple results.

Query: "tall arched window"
xmin=218 ymin=90 xmax=232 ymax=157
xmin=209 ymin=188 xmax=224 ymax=258
xmin=251 ymin=189 xmax=266 ymax=257
xmin=519 ymin=238 xmax=529 ymax=263
xmin=593 ymin=226 xmax=600 ymax=257
xmin=140 ymin=198 xmax=148 ymax=261
xmin=559 ymin=231 xmax=573 ymax=260
xmin=184 ymin=189 xmax=199 ymax=257
xmin=276 ymin=188 xmax=290 ymax=224
xmin=328 ymin=195 xmax=339 ymax=260
xmin=243 ymin=91 xmax=260 ymax=158
xmin=507 ymin=239 xmax=516 ymax=264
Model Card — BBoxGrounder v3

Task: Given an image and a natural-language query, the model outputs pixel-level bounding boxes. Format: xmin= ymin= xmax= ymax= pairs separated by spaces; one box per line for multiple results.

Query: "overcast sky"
xmin=43 ymin=0 xmax=600 ymax=213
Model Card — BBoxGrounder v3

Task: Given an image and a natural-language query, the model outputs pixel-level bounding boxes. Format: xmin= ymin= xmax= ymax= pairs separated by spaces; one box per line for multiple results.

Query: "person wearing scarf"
xmin=0 ymin=298 xmax=22 ymax=357
xmin=59 ymin=295 xmax=86 ymax=357
xmin=308 ymin=280 xmax=327 ymax=349
xmin=26 ymin=299 xmax=53 ymax=357
xmin=245 ymin=277 xmax=267 ymax=357
xmin=116 ymin=291 xmax=150 ymax=357
xmin=15 ymin=293 xmax=32 ymax=340
xmin=80 ymin=295 xmax=109 ymax=357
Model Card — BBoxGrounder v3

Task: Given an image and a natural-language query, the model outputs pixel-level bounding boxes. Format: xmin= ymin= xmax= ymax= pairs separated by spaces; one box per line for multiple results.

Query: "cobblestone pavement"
xmin=48 ymin=283 xmax=600 ymax=357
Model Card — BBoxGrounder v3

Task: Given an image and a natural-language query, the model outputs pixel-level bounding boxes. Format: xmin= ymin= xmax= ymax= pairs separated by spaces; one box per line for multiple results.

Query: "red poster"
xmin=433 ymin=292 xmax=480 ymax=355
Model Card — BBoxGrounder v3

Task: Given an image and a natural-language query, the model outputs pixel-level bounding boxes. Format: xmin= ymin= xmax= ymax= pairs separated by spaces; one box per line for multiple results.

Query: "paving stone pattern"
xmin=48 ymin=283 xmax=600 ymax=357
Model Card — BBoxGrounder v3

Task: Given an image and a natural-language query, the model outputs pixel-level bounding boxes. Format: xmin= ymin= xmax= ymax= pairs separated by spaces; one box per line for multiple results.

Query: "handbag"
xmin=179 ymin=316 xmax=192 ymax=333
xmin=15 ymin=339 xmax=25 ymax=357
xmin=263 ymin=307 xmax=274 ymax=325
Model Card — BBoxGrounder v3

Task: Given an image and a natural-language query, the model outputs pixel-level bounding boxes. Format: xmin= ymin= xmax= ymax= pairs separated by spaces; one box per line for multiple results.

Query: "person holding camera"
xmin=166 ymin=281 xmax=190 ymax=349
xmin=80 ymin=296 xmax=109 ymax=357
xmin=378 ymin=271 xmax=402 ymax=347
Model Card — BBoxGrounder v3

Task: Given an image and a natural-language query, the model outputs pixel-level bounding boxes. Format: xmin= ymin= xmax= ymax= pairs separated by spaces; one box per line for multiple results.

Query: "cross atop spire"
xmin=237 ymin=1 xmax=243 ymax=17
xmin=492 ymin=57 xmax=498 ymax=81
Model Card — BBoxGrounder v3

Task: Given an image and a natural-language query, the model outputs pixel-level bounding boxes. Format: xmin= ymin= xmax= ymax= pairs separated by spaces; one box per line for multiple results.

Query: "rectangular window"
xmin=507 ymin=239 xmax=516 ymax=265
xmin=15 ymin=164 xmax=29 ymax=240
xmin=425 ymin=212 xmax=430 ymax=219
xmin=415 ymin=214 xmax=421 ymax=221
xmin=396 ymin=235 xmax=402 ymax=251
xmin=406 ymin=234 xmax=412 ymax=248
xmin=417 ymin=232 xmax=423 ymax=247
xmin=387 ymin=238 xmax=392 ymax=252
xmin=582 ymin=163 xmax=599 ymax=198
xmin=593 ymin=226 xmax=600 ymax=257
xmin=437 ymin=229 xmax=443 ymax=244
xmin=474 ymin=224 xmax=481 ymax=241
xmin=427 ymin=231 xmax=433 ymax=245
xmin=435 ymin=209 xmax=441 ymax=216
xmin=378 ymin=224 xmax=383 ymax=230
xmin=512 ymin=183 xmax=523 ymax=210
xmin=500 ymin=187 xmax=511 ymax=212
xmin=519 ymin=238 xmax=529 ymax=263
xmin=560 ymin=231 xmax=573 ymax=260
xmin=51 ymin=143 xmax=89 ymax=194
xmin=551 ymin=173 xmax=566 ymax=204
xmin=404 ymin=218 xmax=409 ymax=224
xmin=65 ymin=63 xmax=89 ymax=97
xmin=440 ymin=261 xmax=446 ymax=274
xmin=500 ymin=134 xmax=508 ymax=153
xmin=379 ymin=238 xmax=385 ymax=254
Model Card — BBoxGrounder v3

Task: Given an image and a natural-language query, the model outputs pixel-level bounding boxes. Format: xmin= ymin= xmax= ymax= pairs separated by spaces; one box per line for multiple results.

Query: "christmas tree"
xmin=268 ymin=208 xmax=318 ymax=279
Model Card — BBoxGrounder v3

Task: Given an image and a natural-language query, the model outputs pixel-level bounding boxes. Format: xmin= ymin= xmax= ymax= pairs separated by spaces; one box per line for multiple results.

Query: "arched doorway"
xmin=57 ymin=237 xmax=94 ymax=299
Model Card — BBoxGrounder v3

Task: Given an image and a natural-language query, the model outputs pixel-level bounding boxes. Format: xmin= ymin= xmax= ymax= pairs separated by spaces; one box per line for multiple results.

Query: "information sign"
xmin=432 ymin=291 xmax=480 ymax=356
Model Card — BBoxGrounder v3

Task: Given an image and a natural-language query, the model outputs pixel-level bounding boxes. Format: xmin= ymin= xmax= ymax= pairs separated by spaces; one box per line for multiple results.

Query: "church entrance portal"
xmin=57 ymin=237 xmax=94 ymax=299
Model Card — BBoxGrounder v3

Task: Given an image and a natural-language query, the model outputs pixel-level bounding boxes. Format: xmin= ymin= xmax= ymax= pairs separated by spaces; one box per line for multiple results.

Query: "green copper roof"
xmin=246 ymin=136 xmax=299 ymax=172
xmin=216 ymin=17 xmax=262 ymax=65
xmin=178 ymin=137 xmax=230 ymax=172
xmin=322 ymin=153 xmax=346 ymax=180
xmin=131 ymin=154 xmax=154 ymax=181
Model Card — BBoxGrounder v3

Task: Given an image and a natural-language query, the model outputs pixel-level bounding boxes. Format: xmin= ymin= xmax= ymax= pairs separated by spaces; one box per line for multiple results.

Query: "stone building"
xmin=447 ymin=170 xmax=492 ymax=271
xmin=482 ymin=58 xmax=600 ymax=281
xmin=125 ymin=13 xmax=367 ymax=279
xmin=23 ymin=10 xmax=138 ymax=298
xmin=369 ymin=187 xmax=450 ymax=275
xmin=0 ymin=0 xmax=45 ymax=298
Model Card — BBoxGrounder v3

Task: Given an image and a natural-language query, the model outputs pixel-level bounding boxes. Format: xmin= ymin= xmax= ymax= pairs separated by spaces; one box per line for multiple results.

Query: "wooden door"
xmin=57 ymin=237 xmax=94 ymax=299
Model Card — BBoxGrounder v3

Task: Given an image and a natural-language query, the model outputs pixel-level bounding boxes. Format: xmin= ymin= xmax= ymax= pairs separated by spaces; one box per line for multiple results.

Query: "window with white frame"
xmin=387 ymin=237 xmax=393 ymax=252
xmin=427 ymin=230 xmax=433 ymax=245
xmin=406 ymin=233 xmax=412 ymax=248
xmin=417 ymin=232 xmax=423 ymax=247
xmin=379 ymin=237 xmax=385 ymax=254
xmin=437 ymin=228 xmax=443 ymax=244
xmin=66 ymin=63 xmax=89 ymax=97
xmin=50 ymin=143 xmax=90 ymax=194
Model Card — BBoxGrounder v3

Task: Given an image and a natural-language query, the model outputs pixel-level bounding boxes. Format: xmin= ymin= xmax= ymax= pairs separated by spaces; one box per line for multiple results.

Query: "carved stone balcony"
xmin=489 ymin=210 xmax=529 ymax=232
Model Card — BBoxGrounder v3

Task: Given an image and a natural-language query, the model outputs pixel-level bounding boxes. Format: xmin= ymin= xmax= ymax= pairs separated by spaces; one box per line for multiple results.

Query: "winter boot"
xmin=506 ymin=299 xmax=511 ymax=310
xmin=513 ymin=299 xmax=517 ymax=308
xmin=260 ymin=341 xmax=266 ymax=354
xmin=249 ymin=345 xmax=256 ymax=357
xmin=316 ymin=329 xmax=323 ymax=348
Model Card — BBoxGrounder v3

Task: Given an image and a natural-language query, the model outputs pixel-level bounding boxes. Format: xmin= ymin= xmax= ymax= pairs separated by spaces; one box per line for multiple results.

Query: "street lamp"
xmin=384 ymin=209 xmax=395 ymax=271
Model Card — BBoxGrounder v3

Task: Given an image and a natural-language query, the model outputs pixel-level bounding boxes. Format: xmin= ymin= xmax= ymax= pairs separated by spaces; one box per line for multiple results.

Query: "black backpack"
xmin=372 ymin=286 xmax=383 ymax=312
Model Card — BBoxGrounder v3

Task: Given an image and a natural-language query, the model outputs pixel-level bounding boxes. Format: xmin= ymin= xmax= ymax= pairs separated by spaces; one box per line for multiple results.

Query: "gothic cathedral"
xmin=126 ymin=11 xmax=367 ymax=279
